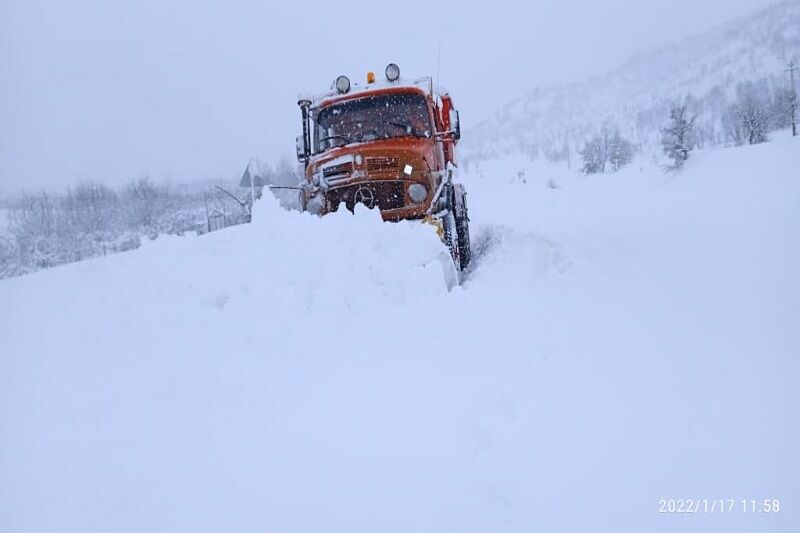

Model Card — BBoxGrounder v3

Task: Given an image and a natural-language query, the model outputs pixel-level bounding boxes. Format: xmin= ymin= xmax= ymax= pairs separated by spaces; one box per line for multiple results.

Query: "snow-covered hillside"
xmin=465 ymin=0 xmax=800 ymax=159
xmin=2 ymin=135 xmax=799 ymax=532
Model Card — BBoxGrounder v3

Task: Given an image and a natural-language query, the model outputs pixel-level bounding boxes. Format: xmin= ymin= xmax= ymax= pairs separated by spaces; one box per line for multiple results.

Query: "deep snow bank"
xmin=0 ymin=197 xmax=453 ymax=363
xmin=2 ymin=134 xmax=799 ymax=532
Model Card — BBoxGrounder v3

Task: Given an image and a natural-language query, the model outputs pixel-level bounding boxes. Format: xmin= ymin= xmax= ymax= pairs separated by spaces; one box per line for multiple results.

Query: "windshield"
xmin=313 ymin=92 xmax=432 ymax=153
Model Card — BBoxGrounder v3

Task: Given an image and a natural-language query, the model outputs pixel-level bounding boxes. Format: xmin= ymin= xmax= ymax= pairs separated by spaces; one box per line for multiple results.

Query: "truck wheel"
xmin=455 ymin=215 xmax=471 ymax=270
xmin=298 ymin=189 xmax=307 ymax=211
xmin=453 ymin=184 xmax=471 ymax=271
xmin=442 ymin=210 xmax=461 ymax=270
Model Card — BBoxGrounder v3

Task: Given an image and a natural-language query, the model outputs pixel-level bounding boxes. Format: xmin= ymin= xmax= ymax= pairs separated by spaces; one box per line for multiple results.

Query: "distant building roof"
xmin=239 ymin=162 xmax=266 ymax=188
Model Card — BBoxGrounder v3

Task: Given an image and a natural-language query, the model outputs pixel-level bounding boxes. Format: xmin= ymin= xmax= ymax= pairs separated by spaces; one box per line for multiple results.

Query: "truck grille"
xmin=327 ymin=181 xmax=405 ymax=211
xmin=322 ymin=162 xmax=353 ymax=178
xmin=366 ymin=157 xmax=399 ymax=172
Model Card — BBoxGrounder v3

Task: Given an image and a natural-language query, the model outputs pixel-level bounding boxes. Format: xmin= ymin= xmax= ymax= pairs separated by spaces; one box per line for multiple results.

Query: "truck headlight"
xmin=385 ymin=63 xmax=400 ymax=82
xmin=335 ymin=75 xmax=350 ymax=94
xmin=408 ymin=183 xmax=427 ymax=204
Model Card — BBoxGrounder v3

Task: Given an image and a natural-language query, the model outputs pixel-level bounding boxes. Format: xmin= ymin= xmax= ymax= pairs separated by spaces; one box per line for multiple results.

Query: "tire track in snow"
xmin=462 ymin=223 xmax=572 ymax=285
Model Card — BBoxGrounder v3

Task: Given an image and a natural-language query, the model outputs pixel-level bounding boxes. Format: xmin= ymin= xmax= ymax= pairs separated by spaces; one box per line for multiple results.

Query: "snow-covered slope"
xmin=2 ymin=135 xmax=799 ymax=532
xmin=465 ymin=0 xmax=800 ymax=159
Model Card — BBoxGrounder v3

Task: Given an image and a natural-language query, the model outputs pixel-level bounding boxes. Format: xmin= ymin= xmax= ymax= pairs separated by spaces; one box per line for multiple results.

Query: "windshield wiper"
xmin=354 ymin=129 xmax=388 ymax=142
xmin=388 ymin=121 xmax=427 ymax=139
xmin=319 ymin=134 xmax=350 ymax=149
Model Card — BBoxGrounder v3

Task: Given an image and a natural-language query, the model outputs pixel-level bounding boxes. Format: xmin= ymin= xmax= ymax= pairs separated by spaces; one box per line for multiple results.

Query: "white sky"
xmin=0 ymin=0 xmax=777 ymax=192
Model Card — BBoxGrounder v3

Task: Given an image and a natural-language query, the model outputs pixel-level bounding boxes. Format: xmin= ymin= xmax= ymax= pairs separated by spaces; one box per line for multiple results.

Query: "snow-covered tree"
xmin=606 ymin=130 xmax=635 ymax=171
xmin=580 ymin=136 xmax=605 ymax=174
xmin=7 ymin=192 xmax=60 ymax=269
xmin=737 ymin=97 xmax=769 ymax=145
xmin=580 ymin=129 xmax=634 ymax=174
xmin=1 ymin=174 xmax=261 ymax=278
xmin=661 ymin=105 xmax=697 ymax=169
xmin=64 ymin=181 xmax=120 ymax=242
xmin=124 ymin=177 xmax=170 ymax=232
xmin=724 ymin=81 xmax=770 ymax=145
xmin=722 ymin=105 xmax=746 ymax=146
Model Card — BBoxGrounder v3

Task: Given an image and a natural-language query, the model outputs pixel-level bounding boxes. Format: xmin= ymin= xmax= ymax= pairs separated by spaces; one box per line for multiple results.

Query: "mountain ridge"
xmin=465 ymin=0 xmax=800 ymax=161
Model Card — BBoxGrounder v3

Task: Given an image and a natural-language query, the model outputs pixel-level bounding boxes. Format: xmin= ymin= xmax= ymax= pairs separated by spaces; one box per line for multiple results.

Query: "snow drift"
xmin=1 ymin=134 xmax=799 ymax=532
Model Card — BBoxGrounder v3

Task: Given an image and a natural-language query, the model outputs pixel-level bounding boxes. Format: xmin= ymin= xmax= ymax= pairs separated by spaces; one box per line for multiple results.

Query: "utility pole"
xmin=248 ymin=160 xmax=256 ymax=222
xmin=250 ymin=167 xmax=256 ymax=222
xmin=204 ymin=192 xmax=211 ymax=233
xmin=786 ymin=59 xmax=797 ymax=137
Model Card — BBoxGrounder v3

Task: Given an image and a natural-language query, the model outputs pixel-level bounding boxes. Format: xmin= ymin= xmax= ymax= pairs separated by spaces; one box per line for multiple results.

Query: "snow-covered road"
xmin=2 ymin=136 xmax=798 ymax=532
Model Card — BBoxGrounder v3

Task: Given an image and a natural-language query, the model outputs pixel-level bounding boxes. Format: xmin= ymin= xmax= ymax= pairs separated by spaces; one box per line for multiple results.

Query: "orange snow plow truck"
xmin=295 ymin=63 xmax=471 ymax=271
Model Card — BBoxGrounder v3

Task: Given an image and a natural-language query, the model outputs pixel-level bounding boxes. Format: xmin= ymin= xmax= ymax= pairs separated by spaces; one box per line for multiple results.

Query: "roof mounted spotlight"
xmin=385 ymin=63 xmax=400 ymax=82
xmin=335 ymin=75 xmax=351 ymax=94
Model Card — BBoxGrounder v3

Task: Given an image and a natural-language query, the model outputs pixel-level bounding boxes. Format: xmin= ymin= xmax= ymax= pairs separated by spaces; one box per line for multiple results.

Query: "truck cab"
xmin=296 ymin=63 xmax=470 ymax=270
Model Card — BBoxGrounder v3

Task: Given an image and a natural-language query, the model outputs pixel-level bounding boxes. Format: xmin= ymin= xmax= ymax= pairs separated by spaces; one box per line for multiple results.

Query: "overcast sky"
xmin=0 ymin=0 xmax=777 ymax=193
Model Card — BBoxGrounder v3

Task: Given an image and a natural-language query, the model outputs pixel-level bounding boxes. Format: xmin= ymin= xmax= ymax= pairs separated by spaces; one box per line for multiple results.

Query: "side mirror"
xmin=296 ymin=135 xmax=306 ymax=163
xmin=449 ymin=109 xmax=461 ymax=140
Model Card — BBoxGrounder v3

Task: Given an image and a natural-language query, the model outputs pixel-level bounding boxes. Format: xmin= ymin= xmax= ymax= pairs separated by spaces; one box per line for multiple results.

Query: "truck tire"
xmin=455 ymin=215 xmax=470 ymax=270
xmin=453 ymin=184 xmax=471 ymax=271
xmin=442 ymin=210 xmax=460 ymax=268
xmin=298 ymin=189 xmax=307 ymax=212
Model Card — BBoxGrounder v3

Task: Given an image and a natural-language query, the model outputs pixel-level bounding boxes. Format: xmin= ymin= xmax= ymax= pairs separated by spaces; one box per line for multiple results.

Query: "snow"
xmin=319 ymin=153 xmax=355 ymax=169
xmin=465 ymin=1 xmax=800 ymax=160
xmin=311 ymin=76 xmax=436 ymax=108
xmin=1 ymin=134 xmax=799 ymax=532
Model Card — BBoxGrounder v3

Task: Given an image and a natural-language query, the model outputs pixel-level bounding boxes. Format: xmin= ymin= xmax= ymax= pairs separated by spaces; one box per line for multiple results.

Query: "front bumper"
xmin=312 ymin=177 xmax=431 ymax=221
